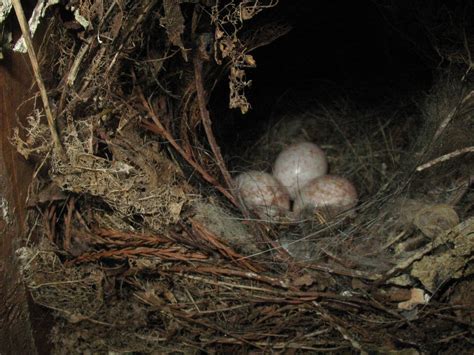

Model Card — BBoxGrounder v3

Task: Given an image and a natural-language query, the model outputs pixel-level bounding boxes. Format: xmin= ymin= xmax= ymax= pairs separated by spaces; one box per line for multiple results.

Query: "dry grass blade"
xmin=11 ymin=0 xmax=64 ymax=158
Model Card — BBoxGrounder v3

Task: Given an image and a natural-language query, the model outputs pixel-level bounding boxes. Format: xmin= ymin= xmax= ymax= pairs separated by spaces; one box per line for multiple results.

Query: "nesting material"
xmin=192 ymin=201 xmax=260 ymax=255
xmin=52 ymin=124 xmax=189 ymax=231
xmin=16 ymin=240 xmax=105 ymax=321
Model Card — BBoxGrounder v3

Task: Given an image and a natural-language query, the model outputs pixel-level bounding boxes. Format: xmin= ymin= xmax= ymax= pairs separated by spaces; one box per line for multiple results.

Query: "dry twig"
xmin=416 ymin=146 xmax=474 ymax=172
xmin=194 ymin=58 xmax=235 ymax=194
xmin=69 ymin=246 xmax=208 ymax=264
xmin=11 ymin=0 xmax=64 ymax=157
xmin=432 ymin=90 xmax=474 ymax=141
xmin=138 ymin=88 xmax=237 ymax=206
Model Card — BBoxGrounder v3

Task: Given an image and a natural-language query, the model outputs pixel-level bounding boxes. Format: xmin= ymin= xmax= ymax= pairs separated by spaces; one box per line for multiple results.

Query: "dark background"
xmin=210 ymin=0 xmax=461 ymax=154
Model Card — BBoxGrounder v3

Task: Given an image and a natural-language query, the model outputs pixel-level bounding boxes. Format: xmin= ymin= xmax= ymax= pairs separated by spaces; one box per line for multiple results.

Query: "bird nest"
xmin=8 ymin=0 xmax=474 ymax=353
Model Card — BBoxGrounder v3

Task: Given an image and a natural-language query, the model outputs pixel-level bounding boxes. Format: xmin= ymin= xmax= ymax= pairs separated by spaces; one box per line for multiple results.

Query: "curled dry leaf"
xmin=293 ymin=273 xmax=315 ymax=288
xmin=413 ymin=204 xmax=459 ymax=239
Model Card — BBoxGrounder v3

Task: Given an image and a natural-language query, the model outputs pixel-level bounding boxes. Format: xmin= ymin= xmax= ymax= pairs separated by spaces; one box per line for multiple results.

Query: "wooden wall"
xmin=0 ymin=9 xmax=50 ymax=354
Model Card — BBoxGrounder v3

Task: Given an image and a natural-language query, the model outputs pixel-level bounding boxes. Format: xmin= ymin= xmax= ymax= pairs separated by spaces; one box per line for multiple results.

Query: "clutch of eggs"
xmin=234 ymin=171 xmax=290 ymax=221
xmin=293 ymin=175 xmax=358 ymax=217
xmin=273 ymin=142 xmax=328 ymax=199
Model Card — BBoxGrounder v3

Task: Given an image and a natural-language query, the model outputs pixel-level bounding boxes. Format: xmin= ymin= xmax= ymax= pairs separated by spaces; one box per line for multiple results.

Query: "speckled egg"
xmin=273 ymin=142 xmax=328 ymax=199
xmin=293 ymin=175 xmax=358 ymax=217
xmin=234 ymin=171 xmax=290 ymax=221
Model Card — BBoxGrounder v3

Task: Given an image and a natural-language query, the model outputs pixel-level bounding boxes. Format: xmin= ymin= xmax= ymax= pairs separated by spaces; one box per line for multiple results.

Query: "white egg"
xmin=273 ymin=142 xmax=328 ymax=198
xmin=293 ymin=175 xmax=358 ymax=217
xmin=234 ymin=171 xmax=290 ymax=221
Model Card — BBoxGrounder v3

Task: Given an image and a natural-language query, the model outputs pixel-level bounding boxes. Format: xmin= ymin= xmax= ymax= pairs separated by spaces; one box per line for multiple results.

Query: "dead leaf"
xmin=293 ymin=274 xmax=315 ymax=288
xmin=414 ymin=204 xmax=459 ymax=239
xmin=244 ymin=54 xmax=256 ymax=67
xmin=398 ymin=288 xmax=429 ymax=310
xmin=374 ymin=287 xmax=412 ymax=302
xmin=411 ymin=218 xmax=474 ymax=292
xmin=161 ymin=0 xmax=187 ymax=60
